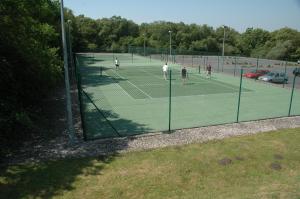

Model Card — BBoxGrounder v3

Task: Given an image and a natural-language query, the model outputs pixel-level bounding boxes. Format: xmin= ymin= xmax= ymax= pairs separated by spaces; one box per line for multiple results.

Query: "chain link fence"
xmin=73 ymin=47 xmax=300 ymax=140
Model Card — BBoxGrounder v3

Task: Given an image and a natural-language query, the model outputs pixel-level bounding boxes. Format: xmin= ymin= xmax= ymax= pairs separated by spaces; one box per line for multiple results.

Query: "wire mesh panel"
xmin=289 ymin=71 xmax=300 ymax=116
xmin=238 ymin=66 xmax=291 ymax=122
xmin=170 ymin=63 xmax=241 ymax=130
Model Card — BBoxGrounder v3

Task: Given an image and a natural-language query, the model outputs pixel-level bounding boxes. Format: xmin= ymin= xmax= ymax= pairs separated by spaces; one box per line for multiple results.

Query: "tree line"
xmin=1 ymin=0 xmax=300 ymax=159
xmin=67 ymin=11 xmax=300 ymax=61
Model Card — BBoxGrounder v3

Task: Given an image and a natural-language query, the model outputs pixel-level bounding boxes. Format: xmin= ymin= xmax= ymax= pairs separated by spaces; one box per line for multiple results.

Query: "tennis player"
xmin=181 ymin=66 xmax=188 ymax=85
xmin=115 ymin=57 xmax=120 ymax=70
xmin=207 ymin=64 xmax=212 ymax=79
xmin=162 ymin=62 xmax=168 ymax=80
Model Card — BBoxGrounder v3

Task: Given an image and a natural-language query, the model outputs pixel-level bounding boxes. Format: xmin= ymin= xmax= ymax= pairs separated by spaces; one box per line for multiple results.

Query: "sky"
xmin=64 ymin=0 xmax=300 ymax=33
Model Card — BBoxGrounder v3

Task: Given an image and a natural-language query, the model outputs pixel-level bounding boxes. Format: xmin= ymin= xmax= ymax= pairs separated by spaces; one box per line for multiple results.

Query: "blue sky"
xmin=64 ymin=0 xmax=300 ymax=32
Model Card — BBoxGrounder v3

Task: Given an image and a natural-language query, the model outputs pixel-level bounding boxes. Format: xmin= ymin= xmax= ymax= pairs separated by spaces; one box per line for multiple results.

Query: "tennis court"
xmin=75 ymin=53 xmax=300 ymax=140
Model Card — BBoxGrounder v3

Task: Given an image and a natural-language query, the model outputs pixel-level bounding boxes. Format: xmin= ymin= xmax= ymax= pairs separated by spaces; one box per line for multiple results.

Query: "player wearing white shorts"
xmin=162 ymin=63 xmax=168 ymax=80
xmin=115 ymin=58 xmax=120 ymax=70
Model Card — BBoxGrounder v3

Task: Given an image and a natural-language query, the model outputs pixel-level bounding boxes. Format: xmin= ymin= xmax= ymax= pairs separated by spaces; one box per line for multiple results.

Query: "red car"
xmin=243 ymin=70 xmax=269 ymax=79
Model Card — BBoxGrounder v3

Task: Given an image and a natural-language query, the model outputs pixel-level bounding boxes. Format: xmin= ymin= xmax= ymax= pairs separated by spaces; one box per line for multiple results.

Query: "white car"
xmin=298 ymin=60 xmax=300 ymax=64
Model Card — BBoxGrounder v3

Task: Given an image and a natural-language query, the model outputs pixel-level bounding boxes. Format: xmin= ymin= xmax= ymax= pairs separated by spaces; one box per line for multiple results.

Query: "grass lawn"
xmin=1 ymin=128 xmax=300 ymax=199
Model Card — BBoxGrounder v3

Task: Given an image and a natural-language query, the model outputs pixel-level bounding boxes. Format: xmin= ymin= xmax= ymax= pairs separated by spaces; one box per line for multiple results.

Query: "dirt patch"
xmin=270 ymin=162 xmax=282 ymax=170
xmin=219 ymin=158 xmax=232 ymax=166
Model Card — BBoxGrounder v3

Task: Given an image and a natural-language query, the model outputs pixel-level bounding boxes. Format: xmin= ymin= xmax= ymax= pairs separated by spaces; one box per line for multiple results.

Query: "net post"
xmin=168 ymin=69 xmax=172 ymax=132
xmin=288 ymin=74 xmax=297 ymax=116
xmin=198 ymin=65 xmax=201 ymax=74
xmin=236 ymin=68 xmax=243 ymax=123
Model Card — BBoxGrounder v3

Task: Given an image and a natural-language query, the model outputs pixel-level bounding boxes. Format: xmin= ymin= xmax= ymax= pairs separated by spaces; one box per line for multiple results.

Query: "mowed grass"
xmin=1 ymin=128 xmax=300 ymax=199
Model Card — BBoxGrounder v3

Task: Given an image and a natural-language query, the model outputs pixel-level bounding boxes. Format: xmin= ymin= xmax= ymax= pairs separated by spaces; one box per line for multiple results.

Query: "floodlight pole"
xmin=143 ymin=33 xmax=146 ymax=56
xmin=60 ymin=0 xmax=76 ymax=143
xmin=222 ymin=25 xmax=226 ymax=72
xmin=169 ymin=30 xmax=172 ymax=62
xmin=67 ymin=20 xmax=74 ymax=82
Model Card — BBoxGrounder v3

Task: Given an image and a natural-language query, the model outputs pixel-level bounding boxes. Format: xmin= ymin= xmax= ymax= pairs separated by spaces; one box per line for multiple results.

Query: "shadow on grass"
xmin=0 ymin=155 xmax=118 ymax=198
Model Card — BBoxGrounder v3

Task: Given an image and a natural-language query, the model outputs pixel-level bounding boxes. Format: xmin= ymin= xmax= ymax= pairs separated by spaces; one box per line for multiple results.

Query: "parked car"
xmin=243 ymin=70 xmax=269 ymax=79
xmin=258 ymin=72 xmax=288 ymax=83
xmin=297 ymin=60 xmax=300 ymax=64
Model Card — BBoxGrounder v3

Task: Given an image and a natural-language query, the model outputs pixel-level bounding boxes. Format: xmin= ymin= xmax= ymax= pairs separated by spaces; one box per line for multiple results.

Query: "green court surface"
xmin=76 ymin=53 xmax=300 ymax=140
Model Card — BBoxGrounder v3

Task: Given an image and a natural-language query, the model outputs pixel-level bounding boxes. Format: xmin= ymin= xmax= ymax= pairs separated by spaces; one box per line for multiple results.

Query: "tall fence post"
xmin=283 ymin=60 xmax=287 ymax=88
xmin=237 ymin=68 xmax=244 ymax=122
xmin=234 ymin=56 xmax=237 ymax=77
xmin=75 ymin=56 xmax=87 ymax=141
xmin=288 ymin=74 xmax=297 ymax=116
xmin=168 ymin=69 xmax=172 ymax=132
xmin=217 ymin=55 xmax=220 ymax=72
xmin=222 ymin=56 xmax=224 ymax=72
xmin=256 ymin=57 xmax=259 ymax=72
xmin=192 ymin=55 xmax=194 ymax=67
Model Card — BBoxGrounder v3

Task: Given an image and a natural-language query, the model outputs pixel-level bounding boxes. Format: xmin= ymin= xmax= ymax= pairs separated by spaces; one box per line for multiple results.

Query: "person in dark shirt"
xmin=207 ymin=64 xmax=212 ymax=79
xmin=181 ymin=66 xmax=188 ymax=85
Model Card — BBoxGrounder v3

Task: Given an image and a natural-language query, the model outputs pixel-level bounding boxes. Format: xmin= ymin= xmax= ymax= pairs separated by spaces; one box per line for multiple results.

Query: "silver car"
xmin=258 ymin=72 xmax=288 ymax=83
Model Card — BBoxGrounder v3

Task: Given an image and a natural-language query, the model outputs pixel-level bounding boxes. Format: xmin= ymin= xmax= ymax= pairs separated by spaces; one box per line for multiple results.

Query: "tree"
xmin=0 ymin=0 xmax=62 ymax=157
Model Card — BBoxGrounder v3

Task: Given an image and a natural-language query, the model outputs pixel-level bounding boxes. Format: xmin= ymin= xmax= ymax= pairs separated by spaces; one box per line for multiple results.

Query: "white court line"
xmin=103 ymin=71 xmax=134 ymax=99
xmin=110 ymin=70 xmax=153 ymax=99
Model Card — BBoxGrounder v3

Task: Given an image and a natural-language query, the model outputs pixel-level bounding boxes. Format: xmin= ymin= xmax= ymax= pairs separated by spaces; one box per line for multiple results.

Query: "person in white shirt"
xmin=115 ymin=57 xmax=120 ymax=70
xmin=162 ymin=63 xmax=168 ymax=80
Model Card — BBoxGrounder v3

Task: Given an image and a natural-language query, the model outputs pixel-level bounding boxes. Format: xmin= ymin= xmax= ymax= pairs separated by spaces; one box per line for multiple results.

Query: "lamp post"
xmin=67 ymin=20 xmax=74 ymax=81
xmin=60 ymin=0 xmax=76 ymax=143
xmin=222 ymin=25 xmax=226 ymax=72
xmin=169 ymin=30 xmax=172 ymax=62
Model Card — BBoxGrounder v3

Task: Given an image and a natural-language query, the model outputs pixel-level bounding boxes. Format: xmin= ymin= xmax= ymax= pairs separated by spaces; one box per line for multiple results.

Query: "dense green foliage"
xmin=68 ymin=13 xmax=300 ymax=60
xmin=0 ymin=0 xmax=62 ymax=158
xmin=1 ymin=0 xmax=300 ymax=160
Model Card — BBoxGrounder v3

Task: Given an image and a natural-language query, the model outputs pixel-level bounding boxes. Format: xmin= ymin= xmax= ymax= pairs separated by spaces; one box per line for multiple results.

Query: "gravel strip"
xmin=4 ymin=116 xmax=300 ymax=165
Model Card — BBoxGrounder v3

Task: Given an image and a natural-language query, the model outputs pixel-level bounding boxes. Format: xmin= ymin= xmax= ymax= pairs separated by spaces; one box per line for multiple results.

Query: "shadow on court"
xmin=82 ymin=90 xmax=152 ymax=139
